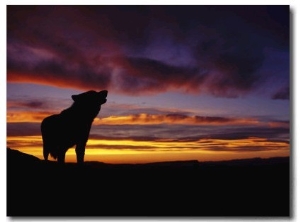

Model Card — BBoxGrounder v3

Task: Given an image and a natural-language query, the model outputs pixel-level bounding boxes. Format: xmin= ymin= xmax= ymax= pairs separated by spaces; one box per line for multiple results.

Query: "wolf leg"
xmin=43 ymin=144 xmax=50 ymax=161
xmin=57 ymin=150 xmax=66 ymax=164
xmin=75 ymin=143 xmax=86 ymax=165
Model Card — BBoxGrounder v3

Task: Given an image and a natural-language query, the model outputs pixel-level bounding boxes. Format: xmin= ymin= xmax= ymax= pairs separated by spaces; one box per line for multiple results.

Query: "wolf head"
xmin=71 ymin=90 xmax=108 ymax=117
xmin=72 ymin=90 xmax=107 ymax=104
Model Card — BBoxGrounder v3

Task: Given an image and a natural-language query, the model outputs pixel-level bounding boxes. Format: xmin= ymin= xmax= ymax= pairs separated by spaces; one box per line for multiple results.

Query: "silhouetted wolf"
xmin=41 ymin=90 xmax=108 ymax=164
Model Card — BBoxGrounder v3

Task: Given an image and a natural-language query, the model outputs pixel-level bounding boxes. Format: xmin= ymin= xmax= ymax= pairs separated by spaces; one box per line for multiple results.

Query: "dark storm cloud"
xmin=7 ymin=122 xmax=41 ymax=137
xmin=205 ymin=126 xmax=289 ymax=142
xmin=7 ymin=99 xmax=51 ymax=111
xmin=8 ymin=99 xmax=48 ymax=110
xmin=7 ymin=44 xmax=112 ymax=90
xmin=194 ymin=37 xmax=264 ymax=97
xmin=7 ymin=5 xmax=289 ymax=97
xmin=202 ymin=144 xmax=287 ymax=152
xmin=272 ymin=86 xmax=290 ymax=100
xmin=114 ymin=57 xmax=203 ymax=94
xmin=194 ymin=116 xmax=231 ymax=123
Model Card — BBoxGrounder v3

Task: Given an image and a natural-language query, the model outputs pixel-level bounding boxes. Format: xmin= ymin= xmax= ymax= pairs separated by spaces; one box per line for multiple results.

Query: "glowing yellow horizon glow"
xmin=7 ymin=136 xmax=289 ymax=164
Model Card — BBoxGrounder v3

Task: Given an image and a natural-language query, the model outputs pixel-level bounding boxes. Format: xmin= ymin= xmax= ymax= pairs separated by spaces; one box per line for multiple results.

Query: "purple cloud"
xmin=272 ymin=86 xmax=289 ymax=100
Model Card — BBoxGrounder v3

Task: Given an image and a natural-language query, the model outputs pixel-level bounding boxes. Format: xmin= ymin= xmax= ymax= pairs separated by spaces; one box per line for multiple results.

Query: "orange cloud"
xmin=7 ymin=111 xmax=54 ymax=123
xmin=7 ymin=70 xmax=110 ymax=92
xmin=267 ymin=121 xmax=289 ymax=128
xmin=7 ymin=111 xmax=267 ymax=127
xmin=94 ymin=113 xmax=260 ymax=126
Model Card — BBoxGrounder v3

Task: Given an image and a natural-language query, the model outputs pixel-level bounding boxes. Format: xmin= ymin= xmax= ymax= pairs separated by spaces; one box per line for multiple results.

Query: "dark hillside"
xmin=7 ymin=148 xmax=290 ymax=217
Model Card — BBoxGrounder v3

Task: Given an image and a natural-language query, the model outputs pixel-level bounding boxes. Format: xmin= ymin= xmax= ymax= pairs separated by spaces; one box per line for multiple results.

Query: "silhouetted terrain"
xmin=7 ymin=148 xmax=290 ymax=217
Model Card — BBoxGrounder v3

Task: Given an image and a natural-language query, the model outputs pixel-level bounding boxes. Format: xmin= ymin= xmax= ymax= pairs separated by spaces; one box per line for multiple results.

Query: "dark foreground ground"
xmin=7 ymin=148 xmax=290 ymax=217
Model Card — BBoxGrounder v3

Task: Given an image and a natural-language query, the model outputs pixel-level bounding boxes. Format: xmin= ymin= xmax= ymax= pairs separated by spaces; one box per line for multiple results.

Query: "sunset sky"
xmin=6 ymin=5 xmax=290 ymax=164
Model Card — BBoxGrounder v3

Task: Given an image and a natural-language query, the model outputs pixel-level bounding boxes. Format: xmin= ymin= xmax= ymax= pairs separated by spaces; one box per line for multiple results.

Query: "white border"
xmin=2 ymin=1 xmax=298 ymax=222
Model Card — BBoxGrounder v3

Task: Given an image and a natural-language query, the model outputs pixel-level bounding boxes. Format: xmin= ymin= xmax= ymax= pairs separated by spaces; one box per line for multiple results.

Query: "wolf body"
xmin=41 ymin=90 xmax=108 ymax=164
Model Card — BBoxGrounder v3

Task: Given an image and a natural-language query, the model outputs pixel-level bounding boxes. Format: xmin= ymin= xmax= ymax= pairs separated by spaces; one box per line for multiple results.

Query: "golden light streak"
xmin=7 ymin=136 xmax=289 ymax=164
xmin=7 ymin=111 xmax=53 ymax=123
xmin=93 ymin=113 xmax=260 ymax=125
